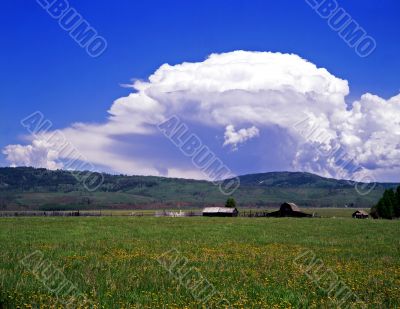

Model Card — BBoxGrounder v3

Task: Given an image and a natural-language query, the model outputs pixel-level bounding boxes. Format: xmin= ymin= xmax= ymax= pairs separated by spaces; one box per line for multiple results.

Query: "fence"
xmin=0 ymin=210 xmax=202 ymax=217
xmin=0 ymin=210 xmax=272 ymax=218
xmin=239 ymin=210 xmax=269 ymax=217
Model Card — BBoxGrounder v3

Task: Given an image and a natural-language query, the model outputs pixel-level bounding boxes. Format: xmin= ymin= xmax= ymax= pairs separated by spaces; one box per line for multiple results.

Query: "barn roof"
xmin=202 ymin=207 xmax=237 ymax=214
xmin=281 ymin=202 xmax=301 ymax=212
xmin=353 ymin=210 xmax=369 ymax=215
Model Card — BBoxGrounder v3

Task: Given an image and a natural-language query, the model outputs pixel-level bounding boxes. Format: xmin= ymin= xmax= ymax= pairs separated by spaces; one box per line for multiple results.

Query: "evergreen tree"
xmin=381 ymin=189 xmax=395 ymax=219
xmin=375 ymin=198 xmax=385 ymax=218
xmin=395 ymin=186 xmax=400 ymax=218
xmin=225 ymin=197 xmax=237 ymax=208
xmin=369 ymin=205 xmax=379 ymax=219
xmin=374 ymin=189 xmax=397 ymax=219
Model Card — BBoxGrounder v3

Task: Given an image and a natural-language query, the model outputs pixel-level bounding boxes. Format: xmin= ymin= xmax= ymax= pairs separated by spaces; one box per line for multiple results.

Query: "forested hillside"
xmin=0 ymin=167 xmax=396 ymax=210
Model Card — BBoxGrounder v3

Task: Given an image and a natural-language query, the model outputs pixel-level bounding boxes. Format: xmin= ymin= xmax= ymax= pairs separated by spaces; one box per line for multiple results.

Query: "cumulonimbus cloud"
xmin=3 ymin=51 xmax=400 ymax=181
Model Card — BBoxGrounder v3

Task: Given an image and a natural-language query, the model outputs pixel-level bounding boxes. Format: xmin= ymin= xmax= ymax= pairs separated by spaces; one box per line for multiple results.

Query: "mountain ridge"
xmin=0 ymin=167 xmax=397 ymax=210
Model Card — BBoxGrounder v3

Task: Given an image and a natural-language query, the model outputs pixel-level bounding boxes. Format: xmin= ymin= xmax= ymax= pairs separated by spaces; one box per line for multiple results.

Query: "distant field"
xmin=0 ymin=207 xmax=369 ymax=219
xmin=299 ymin=207 xmax=369 ymax=218
xmin=0 ymin=217 xmax=399 ymax=308
xmin=240 ymin=207 xmax=369 ymax=218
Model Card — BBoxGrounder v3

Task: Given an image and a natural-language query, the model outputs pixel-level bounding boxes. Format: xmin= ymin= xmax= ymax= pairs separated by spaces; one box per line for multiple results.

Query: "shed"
xmin=202 ymin=207 xmax=238 ymax=217
xmin=352 ymin=210 xmax=369 ymax=219
xmin=267 ymin=202 xmax=312 ymax=218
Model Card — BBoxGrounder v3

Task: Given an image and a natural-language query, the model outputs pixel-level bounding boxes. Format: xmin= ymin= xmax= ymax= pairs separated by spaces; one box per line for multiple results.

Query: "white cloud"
xmin=3 ymin=51 xmax=400 ymax=181
xmin=3 ymin=140 xmax=63 ymax=170
xmin=223 ymin=125 xmax=259 ymax=150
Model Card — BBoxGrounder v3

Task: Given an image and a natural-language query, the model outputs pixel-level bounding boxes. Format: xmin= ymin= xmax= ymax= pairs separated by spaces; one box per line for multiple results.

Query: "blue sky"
xmin=1 ymin=0 xmax=399 ymax=181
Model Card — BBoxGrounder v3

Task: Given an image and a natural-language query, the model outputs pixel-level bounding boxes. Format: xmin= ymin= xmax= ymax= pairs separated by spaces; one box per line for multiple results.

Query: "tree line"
xmin=371 ymin=186 xmax=400 ymax=219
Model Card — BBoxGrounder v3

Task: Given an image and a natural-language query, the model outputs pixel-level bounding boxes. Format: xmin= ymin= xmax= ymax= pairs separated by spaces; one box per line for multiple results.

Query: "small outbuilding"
xmin=267 ymin=202 xmax=312 ymax=218
xmin=352 ymin=210 xmax=369 ymax=219
xmin=202 ymin=207 xmax=239 ymax=217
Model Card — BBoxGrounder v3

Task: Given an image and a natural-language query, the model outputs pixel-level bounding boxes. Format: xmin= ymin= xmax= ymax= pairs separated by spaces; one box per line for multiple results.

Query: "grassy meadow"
xmin=0 ymin=217 xmax=399 ymax=308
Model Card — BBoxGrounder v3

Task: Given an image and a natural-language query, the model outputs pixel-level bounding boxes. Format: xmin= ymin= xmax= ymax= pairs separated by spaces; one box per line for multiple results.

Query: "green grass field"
xmin=0 ymin=217 xmax=399 ymax=308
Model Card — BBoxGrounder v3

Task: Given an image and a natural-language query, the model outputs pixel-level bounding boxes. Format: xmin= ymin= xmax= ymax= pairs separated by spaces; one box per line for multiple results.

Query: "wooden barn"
xmin=202 ymin=207 xmax=239 ymax=217
xmin=352 ymin=210 xmax=369 ymax=219
xmin=267 ymin=202 xmax=312 ymax=218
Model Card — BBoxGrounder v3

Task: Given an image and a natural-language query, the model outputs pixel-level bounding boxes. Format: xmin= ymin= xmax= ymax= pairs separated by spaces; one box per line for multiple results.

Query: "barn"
xmin=352 ymin=210 xmax=369 ymax=219
xmin=202 ymin=207 xmax=239 ymax=217
xmin=267 ymin=202 xmax=312 ymax=218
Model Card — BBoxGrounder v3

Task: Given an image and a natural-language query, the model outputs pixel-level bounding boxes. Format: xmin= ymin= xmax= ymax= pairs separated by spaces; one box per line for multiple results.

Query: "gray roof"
xmin=281 ymin=202 xmax=301 ymax=212
xmin=353 ymin=210 xmax=369 ymax=216
xmin=202 ymin=207 xmax=237 ymax=214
